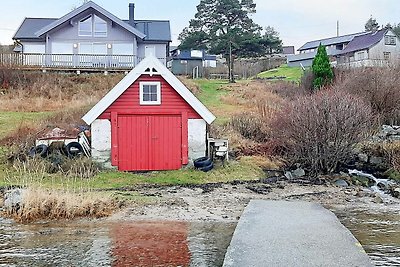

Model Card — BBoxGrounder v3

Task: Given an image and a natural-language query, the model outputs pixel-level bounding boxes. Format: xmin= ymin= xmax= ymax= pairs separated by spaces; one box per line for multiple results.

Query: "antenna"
xmin=337 ymin=20 xmax=339 ymax=37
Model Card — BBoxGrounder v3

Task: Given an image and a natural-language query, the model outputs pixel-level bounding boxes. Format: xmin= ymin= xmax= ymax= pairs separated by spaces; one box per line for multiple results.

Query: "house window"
xmin=94 ymin=15 xmax=107 ymax=37
xmin=385 ymin=36 xmax=396 ymax=45
xmin=356 ymin=51 xmax=365 ymax=60
xmin=78 ymin=16 xmax=92 ymax=36
xmin=384 ymin=52 xmax=391 ymax=61
xmin=78 ymin=15 xmax=107 ymax=37
xmin=140 ymin=82 xmax=161 ymax=105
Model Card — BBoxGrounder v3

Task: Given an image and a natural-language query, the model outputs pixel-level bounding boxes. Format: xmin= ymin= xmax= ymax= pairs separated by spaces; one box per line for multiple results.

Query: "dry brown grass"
xmin=383 ymin=142 xmax=400 ymax=172
xmin=363 ymin=141 xmax=400 ymax=172
xmin=206 ymin=80 xmax=295 ymax=158
xmin=178 ymin=76 xmax=200 ymax=94
xmin=0 ymin=69 xmax=122 ymax=112
xmin=1 ymin=107 xmax=91 ymax=163
xmin=4 ymin=187 xmax=117 ymax=223
xmin=219 ymin=80 xmax=286 ymax=118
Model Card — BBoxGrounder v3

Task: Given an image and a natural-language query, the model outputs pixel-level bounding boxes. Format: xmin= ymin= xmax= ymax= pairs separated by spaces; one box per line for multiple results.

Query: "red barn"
xmin=82 ymin=56 xmax=215 ymax=171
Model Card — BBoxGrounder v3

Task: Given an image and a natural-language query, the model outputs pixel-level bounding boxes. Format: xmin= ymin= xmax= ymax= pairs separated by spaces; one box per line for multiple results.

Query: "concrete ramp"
xmin=223 ymin=200 xmax=372 ymax=267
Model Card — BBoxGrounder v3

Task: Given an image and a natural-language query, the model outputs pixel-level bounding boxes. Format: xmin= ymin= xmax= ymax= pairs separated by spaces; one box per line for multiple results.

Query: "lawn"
xmin=193 ymin=79 xmax=253 ymax=125
xmin=194 ymin=79 xmax=239 ymax=124
xmin=257 ymin=64 xmax=304 ymax=83
xmin=0 ymin=157 xmax=265 ymax=190
xmin=0 ymin=111 xmax=51 ymax=139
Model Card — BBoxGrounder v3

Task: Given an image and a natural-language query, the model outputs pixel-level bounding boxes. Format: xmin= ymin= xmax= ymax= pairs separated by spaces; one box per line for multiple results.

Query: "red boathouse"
xmin=82 ymin=56 xmax=215 ymax=171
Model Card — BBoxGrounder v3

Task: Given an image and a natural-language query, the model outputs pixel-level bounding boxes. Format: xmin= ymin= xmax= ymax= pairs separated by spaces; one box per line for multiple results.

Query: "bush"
xmin=334 ymin=67 xmax=400 ymax=124
xmin=230 ymin=112 xmax=268 ymax=142
xmin=276 ymin=89 xmax=375 ymax=174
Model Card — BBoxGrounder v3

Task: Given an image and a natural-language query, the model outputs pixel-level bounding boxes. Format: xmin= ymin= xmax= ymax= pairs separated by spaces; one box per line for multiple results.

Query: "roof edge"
xmin=34 ymin=1 xmax=146 ymax=39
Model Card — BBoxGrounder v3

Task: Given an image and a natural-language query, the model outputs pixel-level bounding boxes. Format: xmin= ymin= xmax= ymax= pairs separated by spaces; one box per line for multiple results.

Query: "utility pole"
xmin=229 ymin=40 xmax=233 ymax=83
xmin=337 ymin=20 xmax=340 ymax=37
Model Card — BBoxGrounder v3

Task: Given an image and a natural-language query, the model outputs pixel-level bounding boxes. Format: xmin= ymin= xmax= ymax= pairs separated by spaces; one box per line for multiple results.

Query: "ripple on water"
xmin=335 ymin=209 xmax=400 ymax=267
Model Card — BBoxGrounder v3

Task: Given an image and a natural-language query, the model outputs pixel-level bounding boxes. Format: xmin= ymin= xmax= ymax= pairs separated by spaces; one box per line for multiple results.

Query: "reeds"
xmin=4 ymin=187 xmax=116 ymax=223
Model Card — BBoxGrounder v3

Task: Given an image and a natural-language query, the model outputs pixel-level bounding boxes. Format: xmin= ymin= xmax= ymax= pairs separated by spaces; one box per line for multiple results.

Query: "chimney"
xmin=129 ymin=3 xmax=135 ymax=25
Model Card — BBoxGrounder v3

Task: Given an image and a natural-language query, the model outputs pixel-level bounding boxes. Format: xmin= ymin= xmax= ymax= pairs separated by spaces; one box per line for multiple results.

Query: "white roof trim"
xmin=35 ymin=1 xmax=146 ymax=39
xmin=82 ymin=55 xmax=216 ymax=125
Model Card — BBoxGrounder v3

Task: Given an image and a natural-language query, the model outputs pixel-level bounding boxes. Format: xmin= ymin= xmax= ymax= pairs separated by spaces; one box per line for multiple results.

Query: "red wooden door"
xmin=117 ymin=115 xmax=182 ymax=171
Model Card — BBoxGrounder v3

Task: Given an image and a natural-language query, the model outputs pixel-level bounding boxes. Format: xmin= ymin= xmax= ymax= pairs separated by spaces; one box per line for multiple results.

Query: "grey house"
xmin=287 ymin=32 xmax=366 ymax=67
xmin=10 ymin=1 xmax=171 ymax=70
xmin=336 ymin=28 xmax=400 ymax=67
xmin=167 ymin=49 xmax=217 ymax=77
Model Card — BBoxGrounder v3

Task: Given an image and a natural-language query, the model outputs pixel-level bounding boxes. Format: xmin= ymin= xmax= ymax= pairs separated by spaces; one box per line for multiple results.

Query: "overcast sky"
xmin=0 ymin=0 xmax=399 ymax=51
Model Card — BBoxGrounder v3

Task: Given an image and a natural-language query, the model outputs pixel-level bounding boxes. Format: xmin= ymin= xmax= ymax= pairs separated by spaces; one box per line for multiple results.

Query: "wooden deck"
xmin=0 ymin=53 xmax=166 ymax=72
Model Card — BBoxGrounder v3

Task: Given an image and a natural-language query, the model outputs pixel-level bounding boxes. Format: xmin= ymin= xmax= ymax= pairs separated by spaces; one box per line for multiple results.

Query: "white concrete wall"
xmin=188 ymin=119 xmax=207 ymax=164
xmin=91 ymin=119 xmax=113 ymax=168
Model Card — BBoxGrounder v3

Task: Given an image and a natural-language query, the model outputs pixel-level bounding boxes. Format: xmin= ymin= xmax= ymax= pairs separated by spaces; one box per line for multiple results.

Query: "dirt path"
xmin=110 ymin=180 xmax=383 ymax=222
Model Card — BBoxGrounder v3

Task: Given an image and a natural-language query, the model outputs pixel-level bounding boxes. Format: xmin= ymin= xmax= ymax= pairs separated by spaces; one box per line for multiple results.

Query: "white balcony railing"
xmin=0 ymin=53 xmax=166 ymax=70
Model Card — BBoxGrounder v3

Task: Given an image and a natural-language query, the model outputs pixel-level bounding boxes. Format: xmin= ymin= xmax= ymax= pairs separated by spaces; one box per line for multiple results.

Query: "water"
xmin=0 ymin=218 xmax=236 ymax=267
xmin=335 ymin=208 xmax=400 ymax=267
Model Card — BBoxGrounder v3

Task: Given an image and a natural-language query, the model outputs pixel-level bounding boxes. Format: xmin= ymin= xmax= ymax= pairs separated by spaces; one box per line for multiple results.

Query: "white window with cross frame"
xmin=139 ymin=81 xmax=161 ymax=105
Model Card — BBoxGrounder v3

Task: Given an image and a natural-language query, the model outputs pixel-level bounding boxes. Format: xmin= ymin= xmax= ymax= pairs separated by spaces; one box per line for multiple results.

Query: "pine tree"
xmin=365 ymin=17 xmax=379 ymax=32
xmin=178 ymin=0 xmax=265 ymax=83
xmin=312 ymin=44 xmax=333 ymax=90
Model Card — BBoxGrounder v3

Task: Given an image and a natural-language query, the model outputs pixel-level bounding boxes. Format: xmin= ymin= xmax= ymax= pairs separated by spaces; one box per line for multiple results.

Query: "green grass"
xmin=194 ymin=79 xmax=246 ymax=125
xmin=257 ymin=64 xmax=304 ymax=83
xmin=385 ymin=169 xmax=400 ymax=182
xmin=0 ymin=158 xmax=264 ymax=190
xmin=0 ymin=111 xmax=51 ymax=139
xmin=195 ymin=79 xmax=229 ymax=107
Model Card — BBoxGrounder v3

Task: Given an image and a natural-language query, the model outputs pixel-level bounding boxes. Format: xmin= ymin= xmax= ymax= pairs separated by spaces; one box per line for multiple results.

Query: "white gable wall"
xmin=369 ymin=30 xmax=400 ymax=62
xmin=48 ymin=10 xmax=136 ymax=55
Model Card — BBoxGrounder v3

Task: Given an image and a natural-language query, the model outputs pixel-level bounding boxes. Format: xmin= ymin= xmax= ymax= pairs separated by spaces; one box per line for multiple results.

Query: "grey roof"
xmin=13 ymin=2 xmax=171 ymax=42
xmin=287 ymin=51 xmax=317 ymax=62
xmin=298 ymin=32 xmax=368 ymax=51
xmin=35 ymin=1 xmax=145 ymax=39
xmin=124 ymin=20 xmax=171 ymax=42
xmin=13 ymin=18 xmax=57 ymax=39
xmin=337 ymin=28 xmax=388 ymax=55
